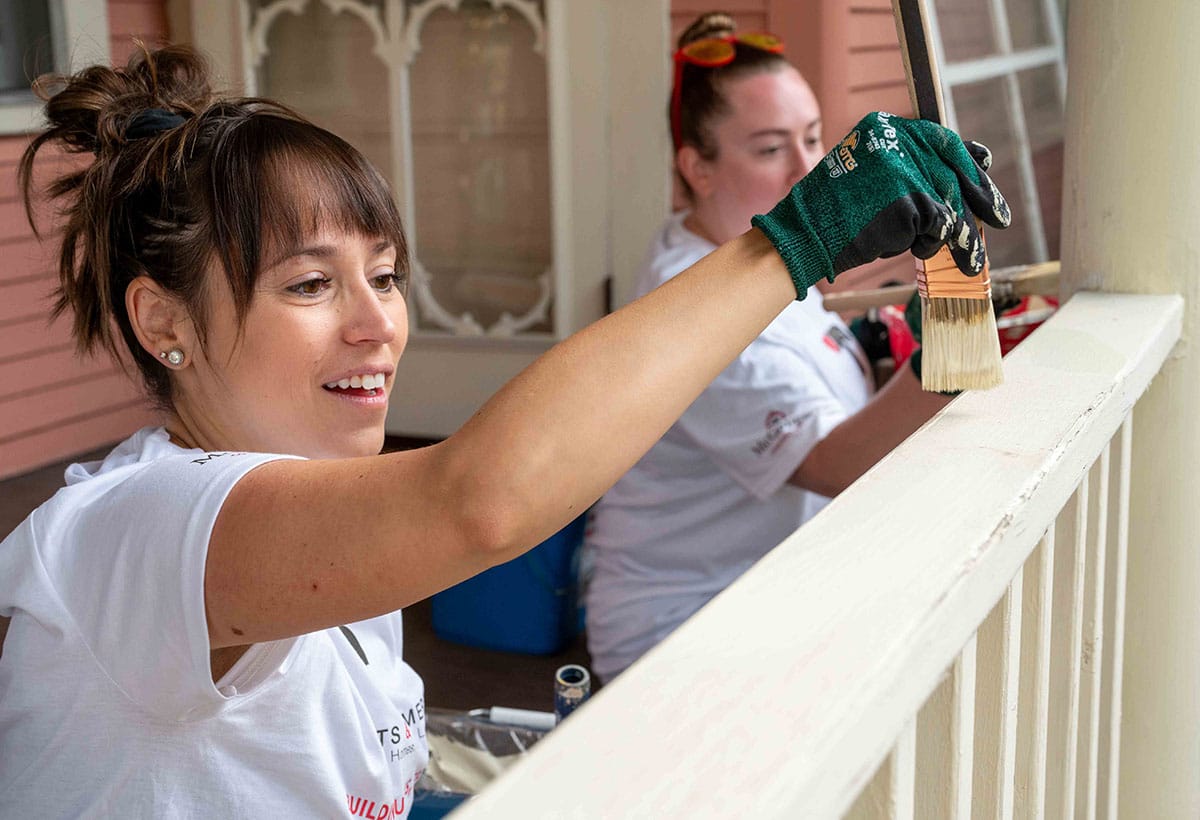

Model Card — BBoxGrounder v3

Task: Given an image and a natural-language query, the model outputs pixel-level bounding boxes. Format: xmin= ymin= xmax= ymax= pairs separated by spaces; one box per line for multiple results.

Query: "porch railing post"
xmin=1060 ymin=3 xmax=1200 ymax=815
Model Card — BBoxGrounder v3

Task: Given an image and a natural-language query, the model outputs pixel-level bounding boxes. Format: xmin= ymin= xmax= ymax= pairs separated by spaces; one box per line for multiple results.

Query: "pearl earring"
xmin=160 ymin=349 xmax=185 ymax=366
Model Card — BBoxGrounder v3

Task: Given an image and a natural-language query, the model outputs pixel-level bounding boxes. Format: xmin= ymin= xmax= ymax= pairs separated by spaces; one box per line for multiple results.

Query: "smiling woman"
xmin=0 ymin=40 xmax=1010 ymax=819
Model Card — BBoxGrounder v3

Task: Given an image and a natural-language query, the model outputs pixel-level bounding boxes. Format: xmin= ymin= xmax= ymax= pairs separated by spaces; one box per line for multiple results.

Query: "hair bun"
xmin=678 ymin=12 xmax=737 ymax=50
xmin=33 ymin=43 xmax=213 ymax=157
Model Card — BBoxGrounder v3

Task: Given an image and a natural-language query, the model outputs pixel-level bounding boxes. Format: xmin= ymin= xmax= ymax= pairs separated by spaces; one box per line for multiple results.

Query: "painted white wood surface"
xmin=1080 ymin=447 xmax=1110 ymax=819
xmin=972 ymin=576 xmax=1021 ymax=820
xmin=844 ymin=719 xmax=919 ymax=820
xmin=951 ymin=640 xmax=976 ymax=820
xmin=451 ymin=291 xmax=1181 ymax=819
xmin=912 ymin=661 xmax=957 ymax=819
xmin=998 ymin=578 xmax=1021 ymax=819
xmin=1015 ymin=531 xmax=1053 ymax=820
xmin=889 ymin=721 xmax=917 ymax=820
xmin=1058 ymin=475 xmax=1087 ymax=820
xmin=1101 ymin=419 xmax=1132 ymax=820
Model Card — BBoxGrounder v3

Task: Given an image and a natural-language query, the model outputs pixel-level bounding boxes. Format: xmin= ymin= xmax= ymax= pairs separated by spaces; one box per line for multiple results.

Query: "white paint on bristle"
xmin=921 ymin=297 xmax=1004 ymax=392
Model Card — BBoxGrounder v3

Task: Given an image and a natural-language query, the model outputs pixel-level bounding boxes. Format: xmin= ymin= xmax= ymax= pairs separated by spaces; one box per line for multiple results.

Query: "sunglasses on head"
xmin=671 ymin=33 xmax=785 ymax=150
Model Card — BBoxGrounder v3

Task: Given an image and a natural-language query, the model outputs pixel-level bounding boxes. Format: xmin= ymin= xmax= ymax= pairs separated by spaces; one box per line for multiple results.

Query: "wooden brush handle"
xmin=892 ymin=0 xmax=993 ymax=293
xmin=891 ymin=0 xmax=946 ymax=125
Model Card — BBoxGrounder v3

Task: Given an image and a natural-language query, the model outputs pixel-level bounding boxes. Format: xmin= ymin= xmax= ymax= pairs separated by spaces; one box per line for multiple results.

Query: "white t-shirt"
xmin=0 ymin=427 xmax=429 ymax=818
xmin=584 ymin=213 xmax=872 ymax=682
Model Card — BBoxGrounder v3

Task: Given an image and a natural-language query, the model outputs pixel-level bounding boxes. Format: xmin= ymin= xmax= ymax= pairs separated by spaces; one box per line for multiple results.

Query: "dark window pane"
xmin=952 ymin=77 xmax=1034 ymax=267
xmin=934 ymin=0 xmax=999 ymax=62
xmin=1007 ymin=0 xmax=1053 ymax=50
xmin=1018 ymin=64 xmax=1063 ymax=151
xmin=0 ymin=0 xmax=55 ymax=95
xmin=1019 ymin=64 xmax=1064 ymax=258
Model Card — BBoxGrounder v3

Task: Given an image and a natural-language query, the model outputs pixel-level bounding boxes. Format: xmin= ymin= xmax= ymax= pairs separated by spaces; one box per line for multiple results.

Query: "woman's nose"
xmin=343 ymin=285 xmax=398 ymax=345
xmin=795 ymin=138 xmax=822 ymax=180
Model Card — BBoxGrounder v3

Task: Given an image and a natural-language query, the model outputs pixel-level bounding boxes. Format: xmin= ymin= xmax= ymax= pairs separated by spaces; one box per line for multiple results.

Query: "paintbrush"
xmin=892 ymin=0 xmax=1004 ymax=391
xmin=821 ymin=261 xmax=1060 ymax=313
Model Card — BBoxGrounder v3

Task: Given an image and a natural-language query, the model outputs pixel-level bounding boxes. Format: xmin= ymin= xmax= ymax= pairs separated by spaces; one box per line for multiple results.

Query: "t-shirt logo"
xmin=189 ymin=451 xmax=245 ymax=465
xmin=823 ymin=325 xmax=851 ymax=352
xmin=752 ymin=410 xmax=795 ymax=456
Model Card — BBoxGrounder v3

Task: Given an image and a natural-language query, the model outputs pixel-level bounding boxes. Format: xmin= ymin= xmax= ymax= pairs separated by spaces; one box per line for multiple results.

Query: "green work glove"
xmin=751 ymin=112 xmax=1011 ymax=298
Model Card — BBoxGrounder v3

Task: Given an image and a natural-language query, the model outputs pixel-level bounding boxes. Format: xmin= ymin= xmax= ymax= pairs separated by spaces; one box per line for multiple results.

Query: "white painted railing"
xmin=451 ymin=291 xmax=1183 ymax=819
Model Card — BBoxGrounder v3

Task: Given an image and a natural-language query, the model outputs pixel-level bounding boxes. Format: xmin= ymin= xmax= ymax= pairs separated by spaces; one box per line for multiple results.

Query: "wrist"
xmin=751 ymin=198 xmax=834 ymax=300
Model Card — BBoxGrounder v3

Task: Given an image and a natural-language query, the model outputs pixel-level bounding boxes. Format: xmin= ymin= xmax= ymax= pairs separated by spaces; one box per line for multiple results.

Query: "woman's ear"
xmin=126 ymin=276 xmax=194 ymax=365
xmin=676 ymin=145 xmax=715 ymax=200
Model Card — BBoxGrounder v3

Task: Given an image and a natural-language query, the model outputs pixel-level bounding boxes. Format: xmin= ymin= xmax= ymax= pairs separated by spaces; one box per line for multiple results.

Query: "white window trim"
xmin=926 ymin=0 xmax=1067 ymax=263
xmin=0 ymin=0 xmax=110 ymax=135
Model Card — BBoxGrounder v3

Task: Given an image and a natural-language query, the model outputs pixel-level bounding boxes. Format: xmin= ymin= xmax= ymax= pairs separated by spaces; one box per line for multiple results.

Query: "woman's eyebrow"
xmin=266 ymin=240 xmax=395 ymax=271
xmin=747 ymin=127 xmax=791 ymax=140
xmin=264 ymin=244 xmax=337 ymax=271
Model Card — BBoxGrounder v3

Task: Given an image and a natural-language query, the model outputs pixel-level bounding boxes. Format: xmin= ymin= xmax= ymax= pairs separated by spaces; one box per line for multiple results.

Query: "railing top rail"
xmin=453 ymin=292 xmax=1183 ymax=820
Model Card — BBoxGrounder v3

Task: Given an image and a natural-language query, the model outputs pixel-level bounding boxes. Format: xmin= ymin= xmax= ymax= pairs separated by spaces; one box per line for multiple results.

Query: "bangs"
xmin=206 ymin=112 xmax=408 ymax=319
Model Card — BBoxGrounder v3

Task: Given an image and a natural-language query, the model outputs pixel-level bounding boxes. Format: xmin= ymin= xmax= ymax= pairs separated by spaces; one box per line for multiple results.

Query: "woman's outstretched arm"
xmin=205 ymin=228 xmax=794 ymax=647
xmin=206 ymin=113 xmax=1011 ymax=648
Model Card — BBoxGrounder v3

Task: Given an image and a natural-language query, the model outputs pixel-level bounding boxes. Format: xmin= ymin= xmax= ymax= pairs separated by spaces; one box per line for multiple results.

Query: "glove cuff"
xmin=751 ymin=201 xmax=833 ymax=299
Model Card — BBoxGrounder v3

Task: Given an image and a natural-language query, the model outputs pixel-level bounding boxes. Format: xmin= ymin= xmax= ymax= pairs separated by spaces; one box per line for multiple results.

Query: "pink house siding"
xmin=0 ymin=0 xmax=168 ymax=481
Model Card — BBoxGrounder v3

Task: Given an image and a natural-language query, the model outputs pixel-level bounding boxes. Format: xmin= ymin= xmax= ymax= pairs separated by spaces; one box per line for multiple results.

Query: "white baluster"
xmin=1103 ymin=417 xmax=1133 ymax=819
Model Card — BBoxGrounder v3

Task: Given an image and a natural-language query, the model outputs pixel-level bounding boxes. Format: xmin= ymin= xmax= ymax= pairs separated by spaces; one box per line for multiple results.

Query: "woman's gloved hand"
xmin=752 ymin=112 xmax=1011 ymax=299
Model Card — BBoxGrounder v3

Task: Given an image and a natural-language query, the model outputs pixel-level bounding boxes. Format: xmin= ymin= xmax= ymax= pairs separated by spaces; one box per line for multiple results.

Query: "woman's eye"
xmin=370 ymin=271 xmax=406 ymax=293
xmin=759 ymin=145 xmax=783 ymax=156
xmin=288 ymin=276 xmax=331 ymax=296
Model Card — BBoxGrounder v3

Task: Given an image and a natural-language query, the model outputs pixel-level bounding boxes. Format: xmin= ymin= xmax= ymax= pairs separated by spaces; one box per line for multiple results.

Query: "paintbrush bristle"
xmin=921 ymin=296 xmax=1003 ymax=392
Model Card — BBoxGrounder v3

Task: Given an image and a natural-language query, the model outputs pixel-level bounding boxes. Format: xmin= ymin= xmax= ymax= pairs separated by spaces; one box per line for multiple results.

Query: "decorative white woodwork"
xmin=448 ymin=291 xmax=1181 ymax=818
xmin=245 ymin=0 xmax=556 ymax=339
xmin=183 ymin=0 xmax=668 ymax=437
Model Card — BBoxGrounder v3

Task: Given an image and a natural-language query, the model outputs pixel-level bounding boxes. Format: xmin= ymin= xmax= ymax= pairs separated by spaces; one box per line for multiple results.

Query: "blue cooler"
xmin=409 ymin=791 xmax=467 ymax=819
xmin=431 ymin=514 xmax=586 ymax=655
